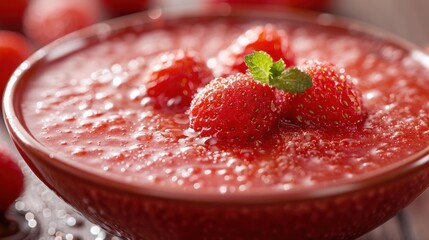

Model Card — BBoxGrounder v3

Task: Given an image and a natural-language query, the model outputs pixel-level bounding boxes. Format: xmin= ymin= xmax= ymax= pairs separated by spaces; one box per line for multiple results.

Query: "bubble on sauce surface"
xmin=136 ymin=30 xmax=174 ymax=55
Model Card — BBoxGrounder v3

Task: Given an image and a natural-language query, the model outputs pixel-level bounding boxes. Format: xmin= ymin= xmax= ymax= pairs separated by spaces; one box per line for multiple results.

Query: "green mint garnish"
xmin=244 ymin=51 xmax=312 ymax=93
xmin=270 ymin=59 xmax=286 ymax=80
xmin=273 ymin=68 xmax=313 ymax=93
xmin=244 ymin=51 xmax=273 ymax=83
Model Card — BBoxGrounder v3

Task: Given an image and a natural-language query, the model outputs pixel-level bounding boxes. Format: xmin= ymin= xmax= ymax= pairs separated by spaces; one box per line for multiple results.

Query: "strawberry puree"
xmin=20 ymin=18 xmax=429 ymax=193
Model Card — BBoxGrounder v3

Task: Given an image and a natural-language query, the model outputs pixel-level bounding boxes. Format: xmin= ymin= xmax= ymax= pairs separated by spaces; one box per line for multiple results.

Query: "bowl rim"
xmin=4 ymin=4 xmax=429 ymax=204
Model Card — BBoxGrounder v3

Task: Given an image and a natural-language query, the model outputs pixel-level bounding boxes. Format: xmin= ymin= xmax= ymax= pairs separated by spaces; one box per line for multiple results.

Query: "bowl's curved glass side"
xmin=8 ymin=135 xmax=429 ymax=239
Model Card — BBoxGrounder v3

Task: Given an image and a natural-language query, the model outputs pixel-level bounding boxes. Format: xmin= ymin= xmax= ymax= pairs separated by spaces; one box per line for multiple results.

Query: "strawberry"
xmin=218 ymin=24 xmax=295 ymax=75
xmin=0 ymin=0 xmax=28 ymax=29
xmin=145 ymin=49 xmax=213 ymax=111
xmin=0 ymin=31 xmax=33 ymax=98
xmin=0 ymin=146 xmax=24 ymax=212
xmin=189 ymin=51 xmax=311 ymax=142
xmin=288 ymin=60 xmax=365 ymax=128
xmin=23 ymin=0 xmax=102 ymax=46
xmin=189 ymin=73 xmax=278 ymax=142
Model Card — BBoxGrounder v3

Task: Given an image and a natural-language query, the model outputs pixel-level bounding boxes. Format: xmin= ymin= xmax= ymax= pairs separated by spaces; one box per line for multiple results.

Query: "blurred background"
xmin=1 ymin=0 xmax=429 ymax=239
xmin=330 ymin=0 xmax=429 ymax=47
xmin=161 ymin=0 xmax=429 ymax=48
xmin=2 ymin=0 xmax=429 ymax=100
xmin=2 ymin=0 xmax=429 ymax=45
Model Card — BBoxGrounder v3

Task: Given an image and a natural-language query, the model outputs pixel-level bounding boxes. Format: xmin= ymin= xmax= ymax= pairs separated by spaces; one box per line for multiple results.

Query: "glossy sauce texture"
xmin=21 ymin=18 xmax=429 ymax=194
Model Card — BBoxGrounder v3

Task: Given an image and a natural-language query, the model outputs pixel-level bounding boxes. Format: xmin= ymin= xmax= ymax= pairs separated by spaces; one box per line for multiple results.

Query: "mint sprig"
xmin=244 ymin=51 xmax=312 ymax=93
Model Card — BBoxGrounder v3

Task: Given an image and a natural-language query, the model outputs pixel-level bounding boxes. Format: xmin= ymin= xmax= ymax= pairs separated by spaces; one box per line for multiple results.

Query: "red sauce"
xmin=21 ymin=17 xmax=429 ymax=194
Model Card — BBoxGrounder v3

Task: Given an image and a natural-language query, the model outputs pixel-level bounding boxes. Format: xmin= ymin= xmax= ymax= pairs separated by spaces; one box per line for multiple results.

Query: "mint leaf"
xmin=274 ymin=68 xmax=312 ymax=93
xmin=244 ymin=50 xmax=312 ymax=93
xmin=244 ymin=51 xmax=273 ymax=84
xmin=269 ymin=59 xmax=285 ymax=83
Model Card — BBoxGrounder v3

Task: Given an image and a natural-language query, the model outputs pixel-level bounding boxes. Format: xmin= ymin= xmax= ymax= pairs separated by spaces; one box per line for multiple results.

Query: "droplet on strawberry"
xmin=218 ymin=24 xmax=295 ymax=75
xmin=189 ymin=73 xmax=280 ymax=142
xmin=0 ymin=146 xmax=24 ymax=212
xmin=23 ymin=0 xmax=102 ymax=46
xmin=288 ymin=60 xmax=365 ymax=128
xmin=145 ymin=49 xmax=213 ymax=111
xmin=189 ymin=51 xmax=311 ymax=142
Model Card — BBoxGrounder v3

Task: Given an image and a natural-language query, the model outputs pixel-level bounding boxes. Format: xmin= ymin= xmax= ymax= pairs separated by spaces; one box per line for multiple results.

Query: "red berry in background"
xmin=101 ymin=0 xmax=149 ymax=17
xmin=0 ymin=0 xmax=28 ymax=29
xmin=145 ymin=49 xmax=213 ymax=111
xmin=218 ymin=24 xmax=295 ymax=75
xmin=211 ymin=0 xmax=331 ymax=11
xmin=288 ymin=60 xmax=365 ymax=128
xmin=0 ymin=146 xmax=24 ymax=212
xmin=0 ymin=31 xmax=33 ymax=97
xmin=23 ymin=0 xmax=102 ymax=46
xmin=189 ymin=73 xmax=280 ymax=142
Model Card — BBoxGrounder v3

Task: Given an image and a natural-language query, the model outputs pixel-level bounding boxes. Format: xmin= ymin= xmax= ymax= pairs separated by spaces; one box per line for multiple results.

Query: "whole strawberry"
xmin=288 ymin=60 xmax=365 ymax=128
xmin=218 ymin=24 xmax=295 ymax=75
xmin=146 ymin=49 xmax=213 ymax=111
xmin=0 ymin=31 xmax=33 ymax=98
xmin=189 ymin=73 xmax=278 ymax=142
xmin=0 ymin=146 xmax=24 ymax=212
xmin=0 ymin=0 xmax=27 ymax=29
xmin=23 ymin=0 xmax=101 ymax=46
xmin=189 ymin=51 xmax=311 ymax=142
